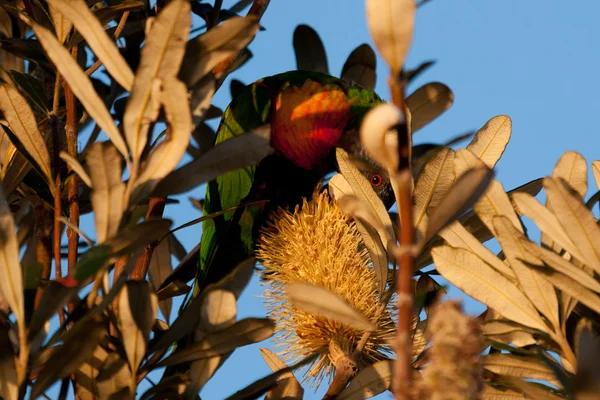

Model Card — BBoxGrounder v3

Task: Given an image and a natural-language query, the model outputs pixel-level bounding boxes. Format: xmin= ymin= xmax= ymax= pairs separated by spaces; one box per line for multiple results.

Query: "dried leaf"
xmin=149 ymin=239 xmax=173 ymax=321
xmin=592 ymin=161 xmax=600 ymax=191
xmin=534 ymin=268 xmax=600 ymax=316
xmin=455 ymin=149 xmax=522 ymax=235
xmin=481 ymin=320 xmax=537 ymax=347
xmin=179 ymin=16 xmax=259 ymax=87
xmin=260 ymin=348 xmax=304 ymax=400
xmin=153 ymin=125 xmax=273 ymax=196
xmin=156 ymin=318 xmax=275 ymax=367
xmin=8 ymin=71 xmax=50 ymax=113
xmin=30 ymin=318 xmax=106 ymax=399
xmin=512 ymin=192 xmax=584 ymax=263
xmin=423 ymin=166 xmax=494 ymax=245
xmin=336 ymin=148 xmax=395 ymax=244
xmin=132 ymin=77 xmax=192 ymax=202
xmin=46 ymin=0 xmax=134 ymax=91
xmin=225 ymin=354 xmax=318 ymax=400
xmin=117 ymin=281 xmax=158 ymax=374
xmin=0 ymin=182 xmax=24 ymax=331
xmin=95 ymin=352 xmax=131 ymax=399
xmin=287 ymin=282 xmax=376 ymax=331
xmin=502 ymin=376 xmax=564 ymax=400
xmin=341 ymin=44 xmax=376 ymax=90
xmin=59 ymin=151 xmax=91 ymax=188
xmin=413 ymin=148 xmax=455 ymax=236
xmin=0 ymin=324 xmax=17 ymax=400
xmin=149 ymin=258 xmax=255 ymax=352
xmin=466 ymin=115 xmax=512 ymax=169
xmin=552 ymin=151 xmax=587 ymax=199
xmin=365 ymin=0 xmax=415 ymax=72
xmin=360 ymin=103 xmax=404 ymax=172
xmin=0 ymin=84 xmax=52 ymax=183
xmin=521 ymin=240 xmax=600 ymax=294
xmin=338 ymin=360 xmax=392 ymax=400
xmin=492 ymin=216 xmax=559 ymax=330
xmin=482 ymin=384 xmax=526 ymax=399
xmin=439 ymin=221 xmax=516 ymax=280
xmin=75 ymin=219 xmax=172 ymax=283
xmin=431 ymin=246 xmax=546 ymax=331
xmin=87 ymin=142 xmax=125 ymax=243
xmin=31 ymin=22 xmax=129 ymax=159
xmin=543 ymin=177 xmax=600 ymax=273
xmin=123 ymin=0 xmax=190 ymax=167
xmin=406 ymin=82 xmax=454 ymax=133
xmin=48 ymin=4 xmax=72 ymax=44
xmin=293 ymin=24 xmax=328 ymax=73
xmin=484 ymin=354 xmax=560 ymax=387
xmin=575 ymin=324 xmax=600 ymax=397
xmin=27 ymin=282 xmax=76 ymax=342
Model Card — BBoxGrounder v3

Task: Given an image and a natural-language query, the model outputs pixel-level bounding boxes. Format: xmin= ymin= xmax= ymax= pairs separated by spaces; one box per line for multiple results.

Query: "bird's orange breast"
xmin=271 ymin=81 xmax=353 ymax=171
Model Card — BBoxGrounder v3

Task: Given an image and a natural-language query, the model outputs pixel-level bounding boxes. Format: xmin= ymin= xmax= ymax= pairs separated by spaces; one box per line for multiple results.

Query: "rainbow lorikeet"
xmin=196 ymin=71 xmax=396 ymax=292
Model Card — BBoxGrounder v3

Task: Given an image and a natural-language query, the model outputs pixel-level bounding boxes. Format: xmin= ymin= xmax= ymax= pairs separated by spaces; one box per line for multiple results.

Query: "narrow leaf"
xmin=484 ymin=354 xmax=560 ymax=387
xmin=338 ymin=360 xmax=392 ymax=400
xmin=48 ymin=4 xmax=72 ymax=44
xmin=148 ymin=239 xmax=173 ymax=321
xmin=466 ymin=115 xmax=512 ymax=169
xmin=535 ymin=267 xmax=600 ymax=316
xmin=59 ymin=151 xmax=91 ymax=188
xmin=46 ymin=0 xmax=134 ymax=90
xmin=455 ymin=149 xmax=522 ymax=235
xmin=552 ymin=151 xmax=587 ymax=198
xmin=592 ymin=161 xmax=600 ymax=191
xmin=260 ymin=348 xmax=304 ymax=400
xmin=31 ymin=23 xmax=129 ymax=159
xmin=0 ymin=84 xmax=52 ymax=182
xmin=86 ymin=142 xmax=125 ymax=243
xmin=0 ymin=325 xmax=17 ymax=400
xmin=156 ymin=318 xmax=275 ymax=367
xmin=132 ymin=77 xmax=192 ymax=203
xmin=482 ymin=320 xmax=537 ymax=347
xmin=123 ymin=0 xmax=190 ymax=166
xmin=8 ymin=71 xmax=50 ymax=113
xmin=341 ymin=44 xmax=376 ymax=90
xmin=0 ymin=182 xmax=24 ymax=330
xmin=359 ymin=103 xmax=404 ymax=171
xmin=439 ymin=221 xmax=516 ymax=280
xmin=179 ymin=16 xmax=259 ymax=87
xmin=405 ymin=82 xmax=454 ymax=133
xmin=153 ymin=126 xmax=273 ymax=196
xmin=431 ymin=246 xmax=546 ymax=331
xmin=513 ymin=192 xmax=584 ymax=262
xmin=287 ymin=282 xmax=376 ymax=331
xmin=117 ymin=281 xmax=158 ymax=374
xmin=293 ymin=24 xmax=328 ymax=73
xmin=365 ymin=0 xmax=415 ymax=72
xmin=30 ymin=318 xmax=106 ymax=399
xmin=544 ymin=177 xmax=600 ymax=273
xmin=336 ymin=148 xmax=395 ymax=244
xmin=493 ymin=216 xmax=559 ymax=330
xmin=413 ymin=148 xmax=455 ymax=236
xmin=423 ymin=166 xmax=494 ymax=245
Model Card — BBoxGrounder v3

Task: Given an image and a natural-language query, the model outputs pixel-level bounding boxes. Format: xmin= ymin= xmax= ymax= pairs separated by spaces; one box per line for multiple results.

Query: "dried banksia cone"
xmin=414 ymin=301 xmax=484 ymax=400
xmin=256 ymin=190 xmax=395 ymax=387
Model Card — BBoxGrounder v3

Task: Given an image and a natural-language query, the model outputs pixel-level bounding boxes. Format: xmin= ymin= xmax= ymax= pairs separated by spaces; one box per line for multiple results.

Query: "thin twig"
xmin=130 ymin=197 xmax=167 ymax=280
xmin=390 ymin=75 xmax=414 ymax=400
xmin=33 ymin=204 xmax=52 ymax=310
xmin=51 ymin=115 xmax=64 ymax=324
xmin=85 ymin=11 xmax=130 ymax=77
xmin=209 ymin=0 xmax=223 ymax=29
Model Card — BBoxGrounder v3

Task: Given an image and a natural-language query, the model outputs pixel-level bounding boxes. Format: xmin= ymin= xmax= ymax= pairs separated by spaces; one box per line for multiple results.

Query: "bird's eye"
xmin=370 ymin=174 xmax=382 ymax=187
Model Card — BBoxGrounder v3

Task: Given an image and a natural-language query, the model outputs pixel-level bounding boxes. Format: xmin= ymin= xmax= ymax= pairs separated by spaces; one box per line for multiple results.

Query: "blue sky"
xmin=40 ymin=0 xmax=600 ymax=398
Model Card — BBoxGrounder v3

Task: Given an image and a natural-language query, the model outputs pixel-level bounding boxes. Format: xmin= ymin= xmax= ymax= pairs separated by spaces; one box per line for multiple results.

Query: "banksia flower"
xmin=256 ymin=190 xmax=395 ymax=387
xmin=414 ymin=301 xmax=484 ymax=400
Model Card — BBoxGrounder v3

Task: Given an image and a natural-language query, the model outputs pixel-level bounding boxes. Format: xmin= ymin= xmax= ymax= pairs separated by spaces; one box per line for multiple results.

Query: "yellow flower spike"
xmin=256 ymin=189 xmax=395 ymax=387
